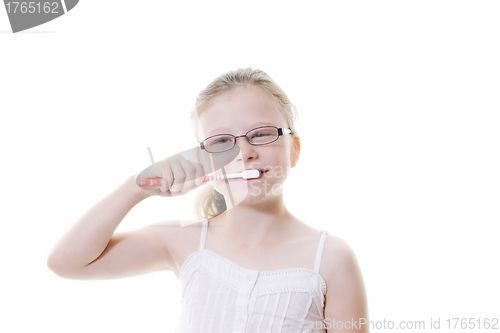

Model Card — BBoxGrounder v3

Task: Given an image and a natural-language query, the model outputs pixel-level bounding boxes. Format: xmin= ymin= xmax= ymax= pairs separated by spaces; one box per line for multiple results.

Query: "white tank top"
xmin=176 ymin=218 xmax=328 ymax=332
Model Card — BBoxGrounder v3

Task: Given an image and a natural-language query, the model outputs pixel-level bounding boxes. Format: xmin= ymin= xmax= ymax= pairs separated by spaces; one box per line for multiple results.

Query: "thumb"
xmin=133 ymin=171 xmax=141 ymax=184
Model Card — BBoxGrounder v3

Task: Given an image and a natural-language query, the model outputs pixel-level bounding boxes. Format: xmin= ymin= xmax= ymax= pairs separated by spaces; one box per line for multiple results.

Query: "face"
xmin=196 ymin=85 xmax=296 ymax=206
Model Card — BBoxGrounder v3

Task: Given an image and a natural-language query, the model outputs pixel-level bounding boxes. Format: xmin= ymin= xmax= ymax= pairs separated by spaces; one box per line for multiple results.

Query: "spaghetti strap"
xmin=199 ymin=218 xmax=209 ymax=251
xmin=313 ymin=230 xmax=328 ymax=273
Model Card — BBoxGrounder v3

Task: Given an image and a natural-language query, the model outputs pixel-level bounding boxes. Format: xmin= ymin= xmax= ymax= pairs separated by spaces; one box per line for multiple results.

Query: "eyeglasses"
xmin=200 ymin=126 xmax=292 ymax=153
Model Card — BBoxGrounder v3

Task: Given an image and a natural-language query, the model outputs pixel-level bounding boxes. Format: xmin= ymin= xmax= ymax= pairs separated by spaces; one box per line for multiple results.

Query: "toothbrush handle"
xmin=138 ymin=175 xmax=226 ymax=187
xmin=203 ymin=174 xmax=240 ymax=180
xmin=138 ymin=178 xmax=164 ymax=187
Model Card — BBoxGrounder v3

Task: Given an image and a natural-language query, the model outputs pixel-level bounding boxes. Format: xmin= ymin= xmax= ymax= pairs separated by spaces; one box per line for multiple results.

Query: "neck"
xmin=209 ymin=194 xmax=297 ymax=249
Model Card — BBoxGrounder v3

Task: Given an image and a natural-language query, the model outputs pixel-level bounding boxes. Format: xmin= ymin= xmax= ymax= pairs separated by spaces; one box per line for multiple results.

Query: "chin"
xmin=217 ymin=179 xmax=283 ymax=205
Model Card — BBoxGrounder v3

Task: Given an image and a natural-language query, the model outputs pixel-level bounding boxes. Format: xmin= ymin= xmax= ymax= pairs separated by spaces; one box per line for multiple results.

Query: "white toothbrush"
xmin=139 ymin=169 xmax=261 ymax=187
xmin=205 ymin=169 xmax=261 ymax=181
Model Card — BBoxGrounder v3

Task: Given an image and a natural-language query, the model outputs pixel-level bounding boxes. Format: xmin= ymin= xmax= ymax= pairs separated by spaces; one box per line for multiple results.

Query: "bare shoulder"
xmin=148 ymin=219 xmax=204 ymax=278
xmin=323 ymin=234 xmax=357 ymax=265
xmin=320 ymin=234 xmax=362 ymax=281
xmin=320 ymin=233 xmax=369 ymax=327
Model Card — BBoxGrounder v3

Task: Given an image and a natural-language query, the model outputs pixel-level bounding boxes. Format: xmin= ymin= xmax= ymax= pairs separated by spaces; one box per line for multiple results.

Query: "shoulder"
xmin=145 ymin=219 xmax=205 ymax=275
xmin=148 ymin=218 xmax=204 ymax=249
xmin=320 ymin=233 xmax=369 ymax=327
xmin=320 ymin=233 xmax=365 ymax=287
xmin=322 ymin=234 xmax=359 ymax=275
xmin=292 ymin=223 xmax=360 ymax=276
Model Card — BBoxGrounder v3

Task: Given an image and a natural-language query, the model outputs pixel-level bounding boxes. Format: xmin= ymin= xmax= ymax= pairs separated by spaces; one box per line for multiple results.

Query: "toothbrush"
xmin=138 ymin=169 xmax=261 ymax=187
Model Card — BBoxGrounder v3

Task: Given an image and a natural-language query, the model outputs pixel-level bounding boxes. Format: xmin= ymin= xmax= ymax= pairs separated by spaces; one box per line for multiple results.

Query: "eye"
xmin=206 ymin=135 xmax=233 ymax=146
xmin=214 ymin=138 xmax=229 ymax=144
xmin=252 ymin=132 xmax=270 ymax=139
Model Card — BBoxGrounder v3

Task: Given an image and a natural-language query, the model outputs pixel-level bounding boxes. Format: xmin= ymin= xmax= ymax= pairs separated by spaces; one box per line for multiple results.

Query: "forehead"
xmin=198 ymin=85 xmax=284 ymax=137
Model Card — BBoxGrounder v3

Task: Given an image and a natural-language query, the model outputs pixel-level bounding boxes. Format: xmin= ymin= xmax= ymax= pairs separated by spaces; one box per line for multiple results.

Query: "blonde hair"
xmin=191 ymin=68 xmax=300 ymax=220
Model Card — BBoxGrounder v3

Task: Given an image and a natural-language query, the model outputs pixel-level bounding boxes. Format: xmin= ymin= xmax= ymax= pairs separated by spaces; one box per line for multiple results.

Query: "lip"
xmin=238 ymin=168 xmax=266 ymax=173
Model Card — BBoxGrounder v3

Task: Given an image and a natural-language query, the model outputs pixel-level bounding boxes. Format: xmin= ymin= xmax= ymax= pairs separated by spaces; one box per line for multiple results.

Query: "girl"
xmin=47 ymin=68 xmax=369 ymax=332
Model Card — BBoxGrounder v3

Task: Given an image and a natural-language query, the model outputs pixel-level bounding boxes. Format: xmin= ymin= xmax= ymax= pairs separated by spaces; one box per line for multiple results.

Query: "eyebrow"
xmin=206 ymin=122 xmax=277 ymax=136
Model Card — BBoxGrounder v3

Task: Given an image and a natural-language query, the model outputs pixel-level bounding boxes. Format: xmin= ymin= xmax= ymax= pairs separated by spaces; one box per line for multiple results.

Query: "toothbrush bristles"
xmin=241 ymin=169 xmax=260 ymax=179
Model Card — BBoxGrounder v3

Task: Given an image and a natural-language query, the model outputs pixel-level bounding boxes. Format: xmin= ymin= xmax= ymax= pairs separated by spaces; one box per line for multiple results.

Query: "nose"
xmin=235 ymin=136 xmax=257 ymax=160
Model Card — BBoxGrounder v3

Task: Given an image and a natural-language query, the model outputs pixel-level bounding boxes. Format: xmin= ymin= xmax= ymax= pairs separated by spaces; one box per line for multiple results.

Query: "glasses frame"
xmin=200 ymin=126 xmax=292 ymax=153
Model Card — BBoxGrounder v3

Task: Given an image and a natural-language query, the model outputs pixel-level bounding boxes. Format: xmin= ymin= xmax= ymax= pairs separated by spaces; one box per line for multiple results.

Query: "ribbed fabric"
xmin=176 ymin=219 xmax=328 ymax=333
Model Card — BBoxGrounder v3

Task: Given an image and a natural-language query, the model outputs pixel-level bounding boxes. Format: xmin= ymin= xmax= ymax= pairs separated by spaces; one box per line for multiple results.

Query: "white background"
xmin=1 ymin=1 xmax=499 ymax=332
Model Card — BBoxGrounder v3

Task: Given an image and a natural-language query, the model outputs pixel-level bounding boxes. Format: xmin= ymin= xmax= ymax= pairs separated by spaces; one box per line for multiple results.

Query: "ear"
xmin=290 ymin=136 xmax=301 ymax=168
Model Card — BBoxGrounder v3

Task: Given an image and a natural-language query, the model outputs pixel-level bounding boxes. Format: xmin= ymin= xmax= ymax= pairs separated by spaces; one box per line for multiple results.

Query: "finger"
xmin=193 ymin=161 xmax=206 ymax=187
xmin=157 ymin=190 xmax=172 ymax=198
xmin=161 ymin=159 xmax=173 ymax=193
xmin=169 ymin=157 xmax=185 ymax=193
xmin=178 ymin=158 xmax=198 ymax=193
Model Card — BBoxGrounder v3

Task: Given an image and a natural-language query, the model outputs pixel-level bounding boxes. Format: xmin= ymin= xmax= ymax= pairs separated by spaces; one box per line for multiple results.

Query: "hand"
xmin=134 ymin=154 xmax=207 ymax=198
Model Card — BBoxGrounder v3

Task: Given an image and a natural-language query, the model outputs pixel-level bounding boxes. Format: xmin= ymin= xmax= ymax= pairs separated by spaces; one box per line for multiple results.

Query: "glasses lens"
xmin=204 ymin=135 xmax=235 ymax=153
xmin=248 ymin=127 xmax=279 ymax=145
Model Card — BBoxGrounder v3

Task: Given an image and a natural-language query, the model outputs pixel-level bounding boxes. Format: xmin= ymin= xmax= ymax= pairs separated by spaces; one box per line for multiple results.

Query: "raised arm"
xmin=47 ymin=152 xmax=209 ymax=280
xmin=46 ymin=175 xmax=172 ymax=280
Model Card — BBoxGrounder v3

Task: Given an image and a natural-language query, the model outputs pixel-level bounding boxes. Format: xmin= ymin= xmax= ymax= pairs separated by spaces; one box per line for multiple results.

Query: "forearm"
xmin=47 ymin=175 xmax=148 ymax=272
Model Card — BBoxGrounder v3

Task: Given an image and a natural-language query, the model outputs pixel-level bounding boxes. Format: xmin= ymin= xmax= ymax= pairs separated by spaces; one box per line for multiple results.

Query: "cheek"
xmin=263 ymin=165 xmax=288 ymax=181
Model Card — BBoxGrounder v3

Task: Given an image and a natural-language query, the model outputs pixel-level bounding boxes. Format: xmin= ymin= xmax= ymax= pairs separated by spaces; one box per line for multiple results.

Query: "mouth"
xmin=238 ymin=169 xmax=269 ymax=180
xmin=258 ymin=169 xmax=269 ymax=177
xmin=247 ymin=169 xmax=269 ymax=182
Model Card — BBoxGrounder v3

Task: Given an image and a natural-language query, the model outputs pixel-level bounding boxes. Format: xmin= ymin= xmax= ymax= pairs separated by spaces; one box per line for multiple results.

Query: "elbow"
xmin=46 ymin=253 xmax=74 ymax=279
xmin=46 ymin=253 xmax=65 ymax=277
xmin=47 ymin=252 xmax=59 ymax=271
xmin=47 ymin=253 xmax=90 ymax=280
